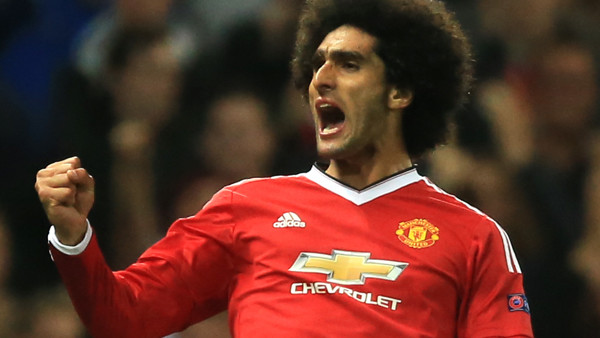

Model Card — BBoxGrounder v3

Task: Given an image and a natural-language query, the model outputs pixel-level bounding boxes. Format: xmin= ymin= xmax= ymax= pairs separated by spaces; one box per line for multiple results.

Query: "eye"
xmin=341 ymin=62 xmax=359 ymax=71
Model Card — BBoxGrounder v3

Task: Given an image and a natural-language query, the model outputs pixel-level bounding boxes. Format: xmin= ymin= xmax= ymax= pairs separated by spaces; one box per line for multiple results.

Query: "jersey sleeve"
xmin=49 ymin=188 xmax=236 ymax=338
xmin=457 ymin=218 xmax=534 ymax=337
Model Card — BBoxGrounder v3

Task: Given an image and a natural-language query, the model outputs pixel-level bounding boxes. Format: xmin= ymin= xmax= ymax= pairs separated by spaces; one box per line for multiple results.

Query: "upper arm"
xmin=457 ymin=219 xmax=533 ymax=337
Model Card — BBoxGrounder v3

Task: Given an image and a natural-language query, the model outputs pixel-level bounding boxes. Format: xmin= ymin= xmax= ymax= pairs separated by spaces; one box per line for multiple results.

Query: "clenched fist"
xmin=35 ymin=157 xmax=95 ymax=245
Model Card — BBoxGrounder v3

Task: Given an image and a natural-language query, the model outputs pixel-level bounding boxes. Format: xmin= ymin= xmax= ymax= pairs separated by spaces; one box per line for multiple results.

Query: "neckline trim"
xmin=302 ymin=164 xmax=423 ymax=205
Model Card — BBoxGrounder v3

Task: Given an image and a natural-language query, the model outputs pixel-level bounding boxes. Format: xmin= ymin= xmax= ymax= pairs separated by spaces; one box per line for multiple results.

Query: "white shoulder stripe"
xmin=422 ymin=178 xmax=522 ymax=274
xmin=493 ymin=222 xmax=522 ymax=273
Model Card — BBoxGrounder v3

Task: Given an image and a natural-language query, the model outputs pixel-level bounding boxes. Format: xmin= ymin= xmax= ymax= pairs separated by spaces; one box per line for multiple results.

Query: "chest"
xmin=223 ymin=182 xmax=480 ymax=337
xmin=230 ymin=194 xmax=472 ymax=303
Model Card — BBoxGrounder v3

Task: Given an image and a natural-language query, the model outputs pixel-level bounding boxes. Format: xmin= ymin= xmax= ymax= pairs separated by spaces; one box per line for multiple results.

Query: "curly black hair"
xmin=291 ymin=0 xmax=474 ymax=159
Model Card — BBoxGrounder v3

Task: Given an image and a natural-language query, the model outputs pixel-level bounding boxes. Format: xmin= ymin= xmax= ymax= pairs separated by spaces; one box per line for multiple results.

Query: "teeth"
xmin=322 ymin=125 xmax=338 ymax=133
xmin=319 ymin=103 xmax=332 ymax=109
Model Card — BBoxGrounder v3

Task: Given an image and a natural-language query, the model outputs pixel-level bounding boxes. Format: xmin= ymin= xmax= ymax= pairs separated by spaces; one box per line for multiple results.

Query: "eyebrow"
xmin=312 ymin=49 xmax=367 ymax=64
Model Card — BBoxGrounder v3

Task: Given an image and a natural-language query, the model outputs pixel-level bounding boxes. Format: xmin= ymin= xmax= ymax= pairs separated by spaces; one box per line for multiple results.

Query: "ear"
xmin=387 ymin=87 xmax=413 ymax=110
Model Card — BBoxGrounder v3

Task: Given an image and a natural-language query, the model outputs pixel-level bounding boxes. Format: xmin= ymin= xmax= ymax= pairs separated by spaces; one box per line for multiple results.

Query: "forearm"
xmin=50 ymin=232 xmax=141 ymax=336
xmin=49 ymin=229 xmax=192 ymax=337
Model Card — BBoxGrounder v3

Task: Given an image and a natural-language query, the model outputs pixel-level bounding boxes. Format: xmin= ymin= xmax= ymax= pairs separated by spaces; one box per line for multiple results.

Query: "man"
xmin=35 ymin=0 xmax=533 ymax=336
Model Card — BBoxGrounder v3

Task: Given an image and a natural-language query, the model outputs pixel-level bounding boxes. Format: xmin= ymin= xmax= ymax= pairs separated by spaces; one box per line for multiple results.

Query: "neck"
xmin=325 ymin=151 xmax=413 ymax=190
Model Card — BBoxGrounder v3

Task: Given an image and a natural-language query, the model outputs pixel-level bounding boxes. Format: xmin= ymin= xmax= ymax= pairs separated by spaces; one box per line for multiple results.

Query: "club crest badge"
xmin=396 ymin=219 xmax=439 ymax=249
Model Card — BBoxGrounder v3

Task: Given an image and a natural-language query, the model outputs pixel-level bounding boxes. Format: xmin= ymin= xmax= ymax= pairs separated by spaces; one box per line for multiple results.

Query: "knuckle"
xmin=37 ymin=187 xmax=50 ymax=200
xmin=37 ymin=168 xmax=49 ymax=178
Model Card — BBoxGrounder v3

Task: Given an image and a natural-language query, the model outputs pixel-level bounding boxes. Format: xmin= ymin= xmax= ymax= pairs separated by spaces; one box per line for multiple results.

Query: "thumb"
xmin=67 ymin=168 xmax=94 ymax=188
xmin=67 ymin=168 xmax=95 ymax=214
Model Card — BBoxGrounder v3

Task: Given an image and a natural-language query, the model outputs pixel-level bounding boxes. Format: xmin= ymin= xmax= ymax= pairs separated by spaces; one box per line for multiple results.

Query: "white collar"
xmin=302 ymin=165 xmax=423 ymax=205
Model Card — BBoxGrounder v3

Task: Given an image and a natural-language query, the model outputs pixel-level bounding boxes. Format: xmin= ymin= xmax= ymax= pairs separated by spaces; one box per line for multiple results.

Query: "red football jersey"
xmin=50 ymin=166 xmax=533 ymax=337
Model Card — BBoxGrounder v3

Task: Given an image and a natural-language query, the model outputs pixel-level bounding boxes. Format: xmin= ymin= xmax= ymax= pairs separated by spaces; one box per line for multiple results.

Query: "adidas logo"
xmin=273 ymin=212 xmax=306 ymax=228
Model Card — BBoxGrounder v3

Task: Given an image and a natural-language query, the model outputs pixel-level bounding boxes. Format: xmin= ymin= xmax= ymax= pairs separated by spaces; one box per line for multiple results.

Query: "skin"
xmin=35 ymin=157 xmax=94 ymax=245
xmin=309 ymin=25 xmax=413 ymax=189
xmin=36 ymin=25 xmax=414 ymax=245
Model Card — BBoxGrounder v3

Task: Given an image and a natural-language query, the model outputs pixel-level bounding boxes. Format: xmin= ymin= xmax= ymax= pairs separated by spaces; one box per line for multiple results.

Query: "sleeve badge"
xmin=507 ymin=293 xmax=531 ymax=314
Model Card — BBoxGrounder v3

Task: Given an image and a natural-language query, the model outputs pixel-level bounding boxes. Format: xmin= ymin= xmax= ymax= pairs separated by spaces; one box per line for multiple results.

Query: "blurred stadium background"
xmin=1 ymin=0 xmax=599 ymax=336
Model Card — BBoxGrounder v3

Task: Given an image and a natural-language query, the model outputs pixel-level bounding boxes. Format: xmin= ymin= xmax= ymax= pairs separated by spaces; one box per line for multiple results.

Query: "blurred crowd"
xmin=0 ymin=0 xmax=599 ymax=337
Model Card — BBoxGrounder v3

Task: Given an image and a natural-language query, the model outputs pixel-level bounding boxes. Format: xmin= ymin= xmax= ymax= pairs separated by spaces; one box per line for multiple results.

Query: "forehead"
xmin=317 ymin=25 xmax=377 ymax=54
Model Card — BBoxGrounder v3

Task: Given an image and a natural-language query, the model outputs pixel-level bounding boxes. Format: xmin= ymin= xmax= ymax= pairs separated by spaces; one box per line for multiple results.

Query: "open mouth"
xmin=317 ymin=102 xmax=346 ymax=134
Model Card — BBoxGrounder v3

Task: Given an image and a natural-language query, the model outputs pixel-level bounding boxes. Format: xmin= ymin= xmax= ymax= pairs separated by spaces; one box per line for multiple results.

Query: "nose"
xmin=312 ymin=61 xmax=335 ymax=93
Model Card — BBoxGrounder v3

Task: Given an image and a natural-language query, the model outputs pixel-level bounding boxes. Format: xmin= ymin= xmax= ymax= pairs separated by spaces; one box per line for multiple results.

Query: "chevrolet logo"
xmin=289 ymin=250 xmax=409 ymax=285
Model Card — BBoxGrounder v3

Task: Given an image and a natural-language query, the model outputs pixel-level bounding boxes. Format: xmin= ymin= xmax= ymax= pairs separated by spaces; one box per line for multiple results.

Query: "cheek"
xmin=307 ymin=89 xmax=319 ymax=120
xmin=350 ymin=87 xmax=386 ymax=113
xmin=308 ymin=82 xmax=318 ymax=102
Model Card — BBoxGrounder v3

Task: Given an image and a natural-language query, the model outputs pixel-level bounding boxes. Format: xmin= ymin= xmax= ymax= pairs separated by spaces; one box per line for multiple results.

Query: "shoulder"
xmin=198 ymin=173 xmax=314 ymax=209
xmin=414 ymin=178 xmax=491 ymax=223
xmin=418 ymin=178 xmax=522 ymax=273
xmin=413 ymin=177 xmax=511 ymax=250
xmin=222 ymin=173 xmax=314 ymax=195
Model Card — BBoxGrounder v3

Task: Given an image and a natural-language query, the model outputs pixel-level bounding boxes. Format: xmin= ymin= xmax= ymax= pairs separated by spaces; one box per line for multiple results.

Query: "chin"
xmin=316 ymin=147 xmax=339 ymax=160
xmin=317 ymin=144 xmax=353 ymax=160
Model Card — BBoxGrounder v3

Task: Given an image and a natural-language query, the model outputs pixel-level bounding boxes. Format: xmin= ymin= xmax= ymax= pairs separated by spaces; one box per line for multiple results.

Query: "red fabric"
xmin=50 ymin=168 xmax=533 ymax=337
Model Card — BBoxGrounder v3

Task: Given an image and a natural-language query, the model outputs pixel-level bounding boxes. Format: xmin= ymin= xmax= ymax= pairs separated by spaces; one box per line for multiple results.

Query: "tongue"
xmin=320 ymin=107 xmax=345 ymax=134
